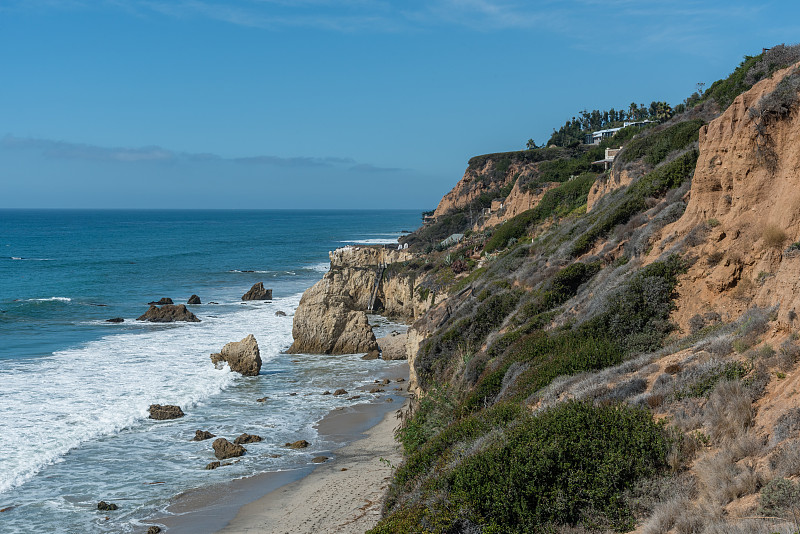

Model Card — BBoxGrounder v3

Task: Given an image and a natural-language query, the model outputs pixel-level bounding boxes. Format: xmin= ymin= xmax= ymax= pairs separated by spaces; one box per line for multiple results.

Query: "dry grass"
xmin=763 ymin=224 xmax=788 ymax=248
xmin=704 ymin=380 xmax=753 ymax=442
xmin=696 ymin=449 xmax=763 ymax=506
xmin=770 ymin=439 xmax=800 ymax=478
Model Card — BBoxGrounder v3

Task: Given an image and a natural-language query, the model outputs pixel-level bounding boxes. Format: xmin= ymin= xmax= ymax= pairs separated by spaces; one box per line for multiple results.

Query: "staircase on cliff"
xmin=367 ymin=263 xmax=386 ymax=312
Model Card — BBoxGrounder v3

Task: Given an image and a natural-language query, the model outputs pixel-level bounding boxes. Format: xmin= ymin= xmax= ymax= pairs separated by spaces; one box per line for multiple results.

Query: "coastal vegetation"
xmin=376 ymin=44 xmax=800 ymax=533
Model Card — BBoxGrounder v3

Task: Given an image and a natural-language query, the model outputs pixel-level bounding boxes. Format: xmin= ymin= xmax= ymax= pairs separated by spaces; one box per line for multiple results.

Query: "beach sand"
xmin=217 ymin=400 xmax=406 ymax=534
xmin=154 ymin=363 xmax=409 ymax=534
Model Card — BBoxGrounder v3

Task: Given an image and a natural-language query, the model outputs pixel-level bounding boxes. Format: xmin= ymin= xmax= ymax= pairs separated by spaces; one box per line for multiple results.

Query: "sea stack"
xmin=242 ymin=282 xmax=272 ymax=301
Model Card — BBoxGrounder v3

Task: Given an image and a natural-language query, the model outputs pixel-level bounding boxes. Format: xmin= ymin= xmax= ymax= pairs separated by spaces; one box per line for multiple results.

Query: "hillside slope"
xmin=367 ymin=45 xmax=800 ymax=534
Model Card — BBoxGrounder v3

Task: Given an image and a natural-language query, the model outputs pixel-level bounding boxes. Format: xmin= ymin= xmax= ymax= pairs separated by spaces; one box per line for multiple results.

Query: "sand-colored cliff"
xmin=646 ymin=62 xmax=800 ymax=331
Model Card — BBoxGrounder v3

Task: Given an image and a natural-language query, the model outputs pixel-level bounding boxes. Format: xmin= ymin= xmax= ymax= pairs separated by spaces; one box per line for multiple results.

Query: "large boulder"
xmin=287 ymin=276 xmax=379 ymax=356
xmin=210 ymin=334 xmax=261 ymax=376
xmin=242 ymin=282 xmax=272 ymax=301
xmin=212 ymin=438 xmax=246 ymax=460
xmin=187 ymin=294 xmax=201 ymax=305
xmin=148 ymin=404 xmax=184 ymax=420
xmin=137 ymin=304 xmax=200 ymax=323
xmin=377 ymin=332 xmax=408 ymax=361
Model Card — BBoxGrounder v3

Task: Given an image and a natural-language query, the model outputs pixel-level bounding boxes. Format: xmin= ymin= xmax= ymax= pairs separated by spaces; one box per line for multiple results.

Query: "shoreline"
xmin=154 ymin=363 xmax=409 ymax=534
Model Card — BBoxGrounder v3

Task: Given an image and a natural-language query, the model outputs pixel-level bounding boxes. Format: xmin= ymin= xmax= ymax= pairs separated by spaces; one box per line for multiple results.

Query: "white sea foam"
xmin=0 ymin=294 xmax=299 ymax=496
xmin=308 ymin=262 xmax=330 ymax=273
xmin=339 ymin=237 xmax=400 ymax=245
xmin=27 ymin=297 xmax=72 ymax=302
xmin=10 ymin=257 xmax=52 ymax=261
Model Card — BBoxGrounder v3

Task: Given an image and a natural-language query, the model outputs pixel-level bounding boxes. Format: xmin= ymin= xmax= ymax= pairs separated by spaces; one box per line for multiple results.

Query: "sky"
xmin=1 ymin=0 xmax=798 ymax=209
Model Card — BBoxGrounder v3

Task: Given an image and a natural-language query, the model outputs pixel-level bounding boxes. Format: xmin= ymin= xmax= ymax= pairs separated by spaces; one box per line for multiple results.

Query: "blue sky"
xmin=1 ymin=0 xmax=798 ymax=209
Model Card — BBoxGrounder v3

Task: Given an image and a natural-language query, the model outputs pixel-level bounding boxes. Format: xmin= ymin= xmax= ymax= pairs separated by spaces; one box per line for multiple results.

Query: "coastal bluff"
xmin=288 ymin=246 xmax=415 ymax=356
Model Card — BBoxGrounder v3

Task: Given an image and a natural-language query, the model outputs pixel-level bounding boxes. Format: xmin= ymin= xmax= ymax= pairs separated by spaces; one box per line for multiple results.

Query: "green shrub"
xmin=572 ymin=150 xmax=698 ymax=256
xmin=618 ymin=119 xmax=703 ymax=166
xmin=485 ymin=173 xmax=596 ymax=253
xmin=446 ymin=402 xmax=670 ymax=532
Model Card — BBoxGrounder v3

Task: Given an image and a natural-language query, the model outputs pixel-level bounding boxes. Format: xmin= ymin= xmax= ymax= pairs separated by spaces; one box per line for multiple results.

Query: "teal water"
xmin=0 ymin=209 xmax=420 ymax=533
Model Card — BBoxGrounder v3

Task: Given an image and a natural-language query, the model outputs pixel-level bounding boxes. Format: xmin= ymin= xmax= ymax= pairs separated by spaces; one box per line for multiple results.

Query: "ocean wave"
xmin=27 ymin=297 xmax=71 ymax=302
xmin=339 ymin=238 xmax=400 ymax=245
xmin=0 ymin=293 xmax=301 ymax=495
xmin=9 ymin=257 xmax=52 ymax=261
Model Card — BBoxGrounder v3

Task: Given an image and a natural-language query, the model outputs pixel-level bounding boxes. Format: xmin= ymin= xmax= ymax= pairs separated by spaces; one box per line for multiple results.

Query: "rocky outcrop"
xmin=285 ymin=439 xmax=310 ymax=449
xmin=648 ymin=62 xmax=800 ymax=330
xmin=210 ymin=334 xmax=261 ymax=376
xmin=192 ymin=430 xmax=215 ymax=441
xmin=148 ymin=404 xmax=185 ymax=420
xmin=242 ymin=283 xmax=272 ymax=301
xmin=137 ymin=304 xmax=200 ymax=323
xmin=287 ymin=275 xmax=380 ymax=356
xmin=587 ymin=168 xmax=634 ymax=212
xmin=433 ymin=156 xmax=540 ymax=218
xmin=97 ymin=501 xmax=118 ymax=511
xmin=474 ymin=180 xmax=559 ymax=231
xmin=288 ymin=246 xmax=425 ymax=358
xmin=212 ymin=438 xmax=246 ymax=460
xmin=148 ymin=297 xmax=173 ymax=305
xmin=187 ymin=294 xmax=201 ymax=304
xmin=105 ymin=317 xmax=124 ymax=323
xmin=377 ymin=332 xmax=408 ymax=360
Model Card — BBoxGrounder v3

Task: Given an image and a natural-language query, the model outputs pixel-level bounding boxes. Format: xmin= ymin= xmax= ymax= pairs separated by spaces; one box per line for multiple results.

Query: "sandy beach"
xmin=216 ymin=399 xmax=406 ymax=534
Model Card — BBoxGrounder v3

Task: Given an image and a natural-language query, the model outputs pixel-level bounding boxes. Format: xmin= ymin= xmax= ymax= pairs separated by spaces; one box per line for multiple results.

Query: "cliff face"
xmin=473 ymin=180 xmax=557 ymax=231
xmin=649 ymin=63 xmax=800 ymax=330
xmin=289 ymin=246 xmax=435 ymax=357
xmin=433 ymin=157 xmax=537 ymax=218
xmin=586 ymin=168 xmax=633 ymax=212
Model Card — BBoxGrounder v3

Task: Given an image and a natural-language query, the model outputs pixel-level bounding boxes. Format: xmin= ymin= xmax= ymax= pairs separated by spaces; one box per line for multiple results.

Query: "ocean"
xmin=0 ymin=209 xmax=421 ymax=533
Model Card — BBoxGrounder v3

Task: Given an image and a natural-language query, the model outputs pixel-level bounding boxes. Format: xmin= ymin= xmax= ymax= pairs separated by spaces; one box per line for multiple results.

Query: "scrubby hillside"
xmin=375 ymin=45 xmax=800 ymax=534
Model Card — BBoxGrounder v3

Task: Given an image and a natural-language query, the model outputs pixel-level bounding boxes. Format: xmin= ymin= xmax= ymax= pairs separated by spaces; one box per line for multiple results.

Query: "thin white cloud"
xmin=0 ymin=135 xmax=402 ymax=171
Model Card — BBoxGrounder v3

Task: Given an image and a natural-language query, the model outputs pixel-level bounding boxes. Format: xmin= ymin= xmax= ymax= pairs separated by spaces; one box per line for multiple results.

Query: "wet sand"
xmin=153 ymin=363 xmax=409 ymax=534
xmin=218 ymin=399 xmax=406 ymax=533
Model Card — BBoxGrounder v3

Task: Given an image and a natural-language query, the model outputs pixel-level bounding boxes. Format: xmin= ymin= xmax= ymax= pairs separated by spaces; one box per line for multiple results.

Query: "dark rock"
xmin=269 ymin=454 xmax=282 ymax=458
xmin=233 ymin=433 xmax=263 ymax=445
xmin=212 ymin=438 xmax=246 ymax=460
xmin=256 ymin=397 xmax=268 ymax=402
xmin=361 ymin=350 xmax=380 ymax=360
xmin=210 ymin=334 xmax=261 ymax=376
xmin=285 ymin=440 xmax=310 ymax=449
xmin=147 ymin=527 xmax=162 ymax=534
xmin=332 ymin=389 xmax=347 ymax=396
xmin=148 ymin=298 xmax=173 ymax=305
xmin=97 ymin=501 xmax=118 ymax=511
xmin=321 ymin=391 xmax=331 ymax=395
xmin=204 ymin=461 xmax=221 ymax=470
xmin=347 ymin=395 xmax=361 ymax=400
xmin=0 ymin=506 xmax=14 ymax=513
xmin=395 ymin=378 xmax=406 ymax=382
xmin=386 ymin=398 xmax=394 ymax=403
xmin=192 ymin=430 xmax=215 ymax=441
xmin=275 ymin=310 xmax=287 ymax=317
xmin=381 ymin=379 xmax=390 ymax=385
xmin=148 ymin=404 xmax=184 ymax=420
xmin=370 ymin=388 xmax=384 ymax=393
xmin=137 ymin=304 xmax=200 ymax=323
xmin=289 ymin=392 xmax=297 ymax=396
xmin=187 ymin=295 xmax=201 ymax=305
xmin=105 ymin=317 xmax=124 ymax=323
xmin=241 ymin=282 xmax=272 ymax=301
xmin=311 ymin=456 xmax=329 ymax=463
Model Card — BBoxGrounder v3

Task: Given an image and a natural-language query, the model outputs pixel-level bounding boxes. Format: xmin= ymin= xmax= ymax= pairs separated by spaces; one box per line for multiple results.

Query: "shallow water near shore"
xmin=0 ymin=209 xmax=420 ymax=533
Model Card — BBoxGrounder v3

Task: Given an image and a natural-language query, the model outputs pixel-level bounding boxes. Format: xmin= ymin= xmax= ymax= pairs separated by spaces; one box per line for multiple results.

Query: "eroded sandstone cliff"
xmin=647 ymin=62 xmax=800 ymax=331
